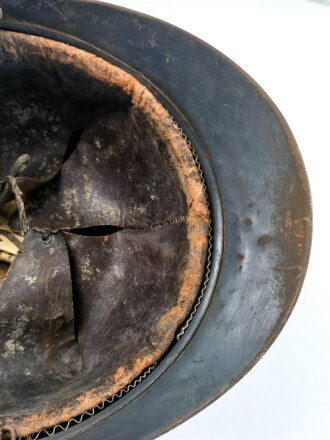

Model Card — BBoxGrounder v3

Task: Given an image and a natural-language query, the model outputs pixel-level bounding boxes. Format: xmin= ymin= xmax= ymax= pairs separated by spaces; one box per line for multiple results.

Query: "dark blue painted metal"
xmin=0 ymin=2 xmax=312 ymax=439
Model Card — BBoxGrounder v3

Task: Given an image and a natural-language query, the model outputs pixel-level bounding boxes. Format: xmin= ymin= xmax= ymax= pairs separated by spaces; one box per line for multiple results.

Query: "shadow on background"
xmin=306 ymin=0 xmax=330 ymax=5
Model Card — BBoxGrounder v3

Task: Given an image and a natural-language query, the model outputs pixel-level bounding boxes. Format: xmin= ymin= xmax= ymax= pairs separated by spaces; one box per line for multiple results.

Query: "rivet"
xmin=41 ymin=233 xmax=53 ymax=246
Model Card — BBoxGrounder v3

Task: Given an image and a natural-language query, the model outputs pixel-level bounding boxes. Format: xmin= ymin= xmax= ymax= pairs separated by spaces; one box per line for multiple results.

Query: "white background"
xmin=102 ymin=1 xmax=329 ymax=438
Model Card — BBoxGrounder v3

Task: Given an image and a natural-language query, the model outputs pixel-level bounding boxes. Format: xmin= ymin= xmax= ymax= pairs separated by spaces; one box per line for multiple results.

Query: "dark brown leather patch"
xmin=0 ymin=30 xmax=209 ymax=437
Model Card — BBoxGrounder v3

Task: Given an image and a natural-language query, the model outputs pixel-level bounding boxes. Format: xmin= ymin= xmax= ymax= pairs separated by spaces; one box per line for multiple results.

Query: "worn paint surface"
xmin=0 ymin=2 xmax=312 ymax=439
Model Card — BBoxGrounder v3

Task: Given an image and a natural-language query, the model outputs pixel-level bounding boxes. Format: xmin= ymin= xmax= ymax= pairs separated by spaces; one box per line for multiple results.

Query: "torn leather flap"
xmin=27 ymin=109 xmax=188 ymax=230
xmin=0 ymin=31 xmax=210 ymax=435
xmin=0 ymin=95 xmax=73 ymax=184
xmin=63 ymin=221 xmax=190 ymax=376
xmin=0 ymin=230 xmax=82 ymax=415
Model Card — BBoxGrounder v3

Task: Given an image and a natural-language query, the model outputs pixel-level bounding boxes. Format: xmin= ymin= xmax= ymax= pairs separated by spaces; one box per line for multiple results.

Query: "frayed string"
xmin=7 ymin=176 xmax=29 ymax=236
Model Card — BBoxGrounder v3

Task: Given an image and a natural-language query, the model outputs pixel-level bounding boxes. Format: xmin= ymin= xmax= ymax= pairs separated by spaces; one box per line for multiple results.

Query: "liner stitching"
xmin=17 ymin=121 xmax=212 ymax=440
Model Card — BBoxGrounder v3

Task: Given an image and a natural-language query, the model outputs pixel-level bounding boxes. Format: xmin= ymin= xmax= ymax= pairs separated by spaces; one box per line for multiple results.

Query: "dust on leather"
xmin=0 ymin=31 xmax=209 ymax=437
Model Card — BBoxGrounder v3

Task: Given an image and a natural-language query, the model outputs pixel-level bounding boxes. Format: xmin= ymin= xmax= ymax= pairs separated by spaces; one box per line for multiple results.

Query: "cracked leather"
xmin=0 ymin=30 xmax=209 ymax=436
